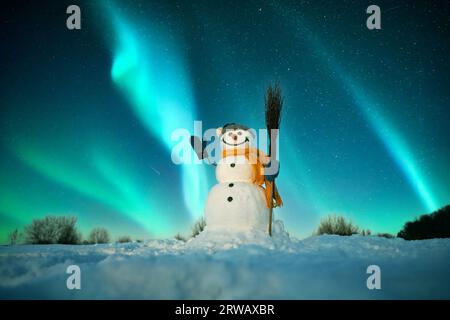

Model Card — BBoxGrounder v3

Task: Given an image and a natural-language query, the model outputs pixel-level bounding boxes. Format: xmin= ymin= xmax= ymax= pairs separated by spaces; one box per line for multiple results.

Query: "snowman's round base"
xmin=204 ymin=182 xmax=269 ymax=233
xmin=186 ymin=220 xmax=293 ymax=251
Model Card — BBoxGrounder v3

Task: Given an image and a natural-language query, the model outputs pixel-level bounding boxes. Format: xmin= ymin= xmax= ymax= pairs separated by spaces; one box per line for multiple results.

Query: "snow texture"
xmin=1 ymin=226 xmax=450 ymax=299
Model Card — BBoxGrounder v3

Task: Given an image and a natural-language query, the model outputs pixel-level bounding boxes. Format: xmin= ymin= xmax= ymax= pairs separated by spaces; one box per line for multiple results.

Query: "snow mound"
xmin=1 ymin=233 xmax=450 ymax=299
xmin=186 ymin=220 xmax=296 ymax=252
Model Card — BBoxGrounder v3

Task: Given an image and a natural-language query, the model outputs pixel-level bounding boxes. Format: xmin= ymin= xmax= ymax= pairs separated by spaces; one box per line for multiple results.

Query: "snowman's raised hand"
xmin=190 ymin=135 xmax=208 ymax=160
xmin=264 ymin=159 xmax=280 ymax=181
xmin=259 ymin=153 xmax=271 ymax=165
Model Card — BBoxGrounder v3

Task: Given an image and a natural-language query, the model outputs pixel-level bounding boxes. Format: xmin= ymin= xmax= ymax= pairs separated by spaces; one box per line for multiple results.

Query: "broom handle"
xmin=268 ymin=182 xmax=274 ymax=236
xmin=268 ymin=131 xmax=277 ymax=237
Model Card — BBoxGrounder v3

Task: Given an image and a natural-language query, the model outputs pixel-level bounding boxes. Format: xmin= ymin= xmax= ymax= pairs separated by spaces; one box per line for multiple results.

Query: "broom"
xmin=265 ymin=84 xmax=283 ymax=236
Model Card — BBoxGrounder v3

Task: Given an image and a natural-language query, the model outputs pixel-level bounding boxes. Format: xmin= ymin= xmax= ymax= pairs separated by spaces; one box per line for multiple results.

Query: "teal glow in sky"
xmin=343 ymin=78 xmax=438 ymax=212
xmin=0 ymin=0 xmax=449 ymax=243
xmin=104 ymin=2 xmax=208 ymax=220
xmin=275 ymin=4 xmax=438 ymax=212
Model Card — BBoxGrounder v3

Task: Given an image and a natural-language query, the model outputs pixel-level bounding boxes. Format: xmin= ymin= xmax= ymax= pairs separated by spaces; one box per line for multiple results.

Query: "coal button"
xmin=227 ymin=196 xmax=233 ymax=202
xmin=229 ymin=183 xmax=234 ymax=187
xmin=230 ymin=163 xmax=235 ymax=168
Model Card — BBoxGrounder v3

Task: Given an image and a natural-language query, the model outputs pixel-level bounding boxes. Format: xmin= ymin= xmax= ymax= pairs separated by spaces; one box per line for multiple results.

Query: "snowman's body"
xmin=215 ymin=155 xmax=255 ymax=183
xmin=204 ymin=127 xmax=269 ymax=233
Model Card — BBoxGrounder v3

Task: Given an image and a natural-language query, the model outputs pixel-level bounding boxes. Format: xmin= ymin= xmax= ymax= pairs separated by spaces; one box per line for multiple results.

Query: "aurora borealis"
xmin=0 ymin=0 xmax=449 ymax=243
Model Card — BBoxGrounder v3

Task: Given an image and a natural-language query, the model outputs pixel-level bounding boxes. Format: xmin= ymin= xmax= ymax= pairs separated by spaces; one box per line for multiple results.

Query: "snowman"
xmin=191 ymin=123 xmax=282 ymax=234
xmin=189 ymin=85 xmax=284 ymax=238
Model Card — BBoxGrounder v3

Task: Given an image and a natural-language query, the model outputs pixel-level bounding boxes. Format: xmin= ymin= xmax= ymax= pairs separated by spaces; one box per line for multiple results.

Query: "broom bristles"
xmin=265 ymin=84 xmax=283 ymax=133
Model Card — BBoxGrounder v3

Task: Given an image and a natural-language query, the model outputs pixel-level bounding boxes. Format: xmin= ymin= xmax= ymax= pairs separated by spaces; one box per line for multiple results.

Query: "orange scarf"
xmin=222 ymin=147 xmax=283 ymax=208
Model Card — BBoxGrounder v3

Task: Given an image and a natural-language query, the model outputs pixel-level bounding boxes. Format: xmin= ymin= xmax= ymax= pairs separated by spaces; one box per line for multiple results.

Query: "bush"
xmin=398 ymin=205 xmax=450 ymax=240
xmin=377 ymin=233 xmax=395 ymax=239
xmin=174 ymin=233 xmax=186 ymax=242
xmin=59 ymin=225 xmax=81 ymax=245
xmin=361 ymin=229 xmax=372 ymax=236
xmin=8 ymin=229 xmax=20 ymax=245
xmin=25 ymin=216 xmax=80 ymax=244
xmin=117 ymin=236 xmax=132 ymax=243
xmin=89 ymin=228 xmax=110 ymax=244
xmin=315 ymin=214 xmax=360 ymax=236
xmin=191 ymin=217 xmax=206 ymax=238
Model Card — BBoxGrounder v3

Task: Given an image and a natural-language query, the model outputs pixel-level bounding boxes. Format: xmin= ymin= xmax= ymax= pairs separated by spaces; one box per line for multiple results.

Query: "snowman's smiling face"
xmin=217 ymin=127 xmax=253 ymax=149
xmin=222 ymin=129 xmax=249 ymax=146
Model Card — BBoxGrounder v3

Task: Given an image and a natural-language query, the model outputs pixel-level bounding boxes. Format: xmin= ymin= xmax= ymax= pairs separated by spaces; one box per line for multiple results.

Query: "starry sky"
xmin=1 ymin=0 xmax=449 ymax=243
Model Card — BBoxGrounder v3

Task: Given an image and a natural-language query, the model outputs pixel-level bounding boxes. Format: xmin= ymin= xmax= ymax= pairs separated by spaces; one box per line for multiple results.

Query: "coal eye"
xmin=238 ymin=131 xmax=242 ymax=135
xmin=228 ymin=132 xmax=233 ymax=136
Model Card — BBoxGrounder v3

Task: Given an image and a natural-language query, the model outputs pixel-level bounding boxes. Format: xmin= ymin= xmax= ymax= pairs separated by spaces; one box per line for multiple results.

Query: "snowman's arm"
xmin=190 ymin=135 xmax=217 ymax=166
xmin=190 ymin=135 xmax=207 ymax=159
xmin=257 ymin=150 xmax=271 ymax=165
xmin=264 ymin=161 xmax=279 ymax=181
xmin=259 ymin=150 xmax=280 ymax=181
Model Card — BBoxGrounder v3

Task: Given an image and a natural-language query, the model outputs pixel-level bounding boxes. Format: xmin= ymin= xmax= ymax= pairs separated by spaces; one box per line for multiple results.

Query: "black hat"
xmin=220 ymin=123 xmax=250 ymax=134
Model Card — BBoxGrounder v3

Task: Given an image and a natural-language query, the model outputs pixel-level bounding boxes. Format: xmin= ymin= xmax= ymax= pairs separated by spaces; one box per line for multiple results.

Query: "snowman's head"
xmin=216 ymin=123 xmax=254 ymax=150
